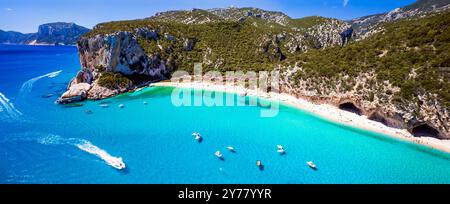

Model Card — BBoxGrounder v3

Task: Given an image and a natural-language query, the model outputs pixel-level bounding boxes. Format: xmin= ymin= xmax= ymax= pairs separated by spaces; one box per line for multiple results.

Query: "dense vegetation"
xmin=89 ymin=18 xmax=299 ymax=73
xmin=85 ymin=9 xmax=449 ymax=107
xmin=98 ymin=72 xmax=132 ymax=89
xmin=289 ymin=16 xmax=333 ymax=29
xmin=288 ymin=11 xmax=450 ymax=107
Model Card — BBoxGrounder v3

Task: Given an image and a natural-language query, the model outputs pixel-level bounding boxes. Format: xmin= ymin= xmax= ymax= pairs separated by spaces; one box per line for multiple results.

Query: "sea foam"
xmin=37 ymin=134 xmax=126 ymax=170
xmin=0 ymin=92 xmax=23 ymax=119
xmin=20 ymin=70 xmax=62 ymax=94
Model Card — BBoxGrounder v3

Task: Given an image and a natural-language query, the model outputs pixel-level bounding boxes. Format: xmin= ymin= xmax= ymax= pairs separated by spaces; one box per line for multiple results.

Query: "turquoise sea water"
xmin=1 ymin=44 xmax=450 ymax=184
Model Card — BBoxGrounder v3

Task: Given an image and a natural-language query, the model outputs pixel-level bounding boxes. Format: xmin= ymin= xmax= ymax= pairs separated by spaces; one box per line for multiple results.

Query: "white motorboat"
xmin=215 ymin=151 xmax=223 ymax=158
xmin=110 ymin=157 xmax=126 ymax=170
xmin=277 ymin=145 xmax=285 ymax=154
xmin=307 ymin=161 xmax=316 ymax=169
xmin=192 ymin=132 xmax=201 ymax=140
xmin=256 ymin=160 xmax=262 ymax=167
xmin=227 ymin=146 xmax=235 ymax=152
xmin=100 ymin=104 xmax=109 ymax=108
xmin=143 ymin=101 xmax=148 ymax=105
xmin=118 ymin=104 xmax=125 ymax=108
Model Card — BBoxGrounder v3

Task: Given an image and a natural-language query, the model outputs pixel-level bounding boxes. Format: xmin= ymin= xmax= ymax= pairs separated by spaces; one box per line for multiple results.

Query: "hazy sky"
xmin=0 ymin=0 xmax=416 ymax=33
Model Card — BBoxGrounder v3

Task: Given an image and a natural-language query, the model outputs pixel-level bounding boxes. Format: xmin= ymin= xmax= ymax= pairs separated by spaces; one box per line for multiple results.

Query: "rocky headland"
xmin=59 ymin=1 xmax=450 ymax=140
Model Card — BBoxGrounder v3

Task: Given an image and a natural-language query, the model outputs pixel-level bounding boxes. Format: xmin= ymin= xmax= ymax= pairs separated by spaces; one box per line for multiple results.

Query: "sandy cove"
xmin=150 ymin=81 xmax=450 ymax=154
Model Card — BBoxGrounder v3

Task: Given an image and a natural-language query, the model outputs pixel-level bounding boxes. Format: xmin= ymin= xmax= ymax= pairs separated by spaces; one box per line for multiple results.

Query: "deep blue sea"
xmin=1 ymin=44 xmax=450 ymax=184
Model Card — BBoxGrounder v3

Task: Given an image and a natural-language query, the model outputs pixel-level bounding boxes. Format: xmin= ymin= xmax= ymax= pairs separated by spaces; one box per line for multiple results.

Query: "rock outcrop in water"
xmin=58 ymin=29 xmax=174 ymax=103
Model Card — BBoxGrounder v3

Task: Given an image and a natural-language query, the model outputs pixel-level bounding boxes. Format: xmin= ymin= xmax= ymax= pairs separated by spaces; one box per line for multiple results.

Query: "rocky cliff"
xmin=0 ymin=22 xmax=89 ymax=45
xmin=59 ymin=29 xmax=174 ymax=103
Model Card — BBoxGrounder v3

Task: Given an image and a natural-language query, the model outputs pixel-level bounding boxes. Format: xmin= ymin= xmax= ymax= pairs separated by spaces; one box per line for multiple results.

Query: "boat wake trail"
xmin=0 ymin=92 xmax=23 ymax=119
xmin=74 ymin=140 xmax=126 ymax=170
xmin=37 ymin=134 xmax=126 ymax=170
xmin=19 ymin=70 xmax=62 ymax=94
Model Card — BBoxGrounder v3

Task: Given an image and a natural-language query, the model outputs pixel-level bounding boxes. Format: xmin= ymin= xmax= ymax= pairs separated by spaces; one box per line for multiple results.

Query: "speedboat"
xmin=118 ymin=104 xmax=125 ymax=108
xmin=307 ymin=161 xmax=317 ymax=169
xmin=100 ymin=104 xmax=109 ymax=108
xmin=215 ymin=151 xmax=223 ymax=158
xmin=227 ymin=146 xmax=235 ymax=152
xmin=109 ymin=157 xmax=126 ymax=170
xmin=143 ymin=101 xmax=148 ymax=105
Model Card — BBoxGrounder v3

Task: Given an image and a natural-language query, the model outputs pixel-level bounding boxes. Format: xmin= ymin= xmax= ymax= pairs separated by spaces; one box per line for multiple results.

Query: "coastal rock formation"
xmin=59 ymin=83 xmax=91 ymax=104
xmin=78 ymin=30 xmax=174 ymax=77
xmin=0 ymin=22 xmax=90 ymax=45
xmin=280 ymin=67 xmax=450 ymax=140
xmin=59 ymin=29 xmax=175 ymax=103
xmin=61 ymin=4 xmax=450 ymax=140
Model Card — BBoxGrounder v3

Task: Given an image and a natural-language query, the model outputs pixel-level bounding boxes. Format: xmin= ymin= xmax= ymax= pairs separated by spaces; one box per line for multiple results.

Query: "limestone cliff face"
xmin=78 ymin=30 xmax=172 ymax=77
xmin=279 ymin=66 xmax=450 ymax=140
xmin=305 ymin=19 xmax=351 ymax=48
xmin=0 ymin=22 xmax=89 ymax=45
xmin=58 ymin=30 xmax=173 ymax=103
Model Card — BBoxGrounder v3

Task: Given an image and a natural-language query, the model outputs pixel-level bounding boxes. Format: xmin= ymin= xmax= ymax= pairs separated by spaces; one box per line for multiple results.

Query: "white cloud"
xmin=343 ymin=0 xmax=349 ymax=7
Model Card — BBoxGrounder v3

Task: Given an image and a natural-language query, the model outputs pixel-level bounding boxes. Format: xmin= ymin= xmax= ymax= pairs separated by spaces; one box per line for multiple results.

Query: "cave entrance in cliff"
xmin=411 ymin=124 xmax=439 ymax=138
xmin=338 ymin=102 xmax=361 ymax=115
xmin=368 ymin=112 xmax=388 ymax=126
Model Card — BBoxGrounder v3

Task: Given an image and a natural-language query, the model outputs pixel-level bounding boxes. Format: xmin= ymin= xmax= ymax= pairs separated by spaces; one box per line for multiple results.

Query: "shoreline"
xmin=151 ymin=81 xmax=450 ymax=154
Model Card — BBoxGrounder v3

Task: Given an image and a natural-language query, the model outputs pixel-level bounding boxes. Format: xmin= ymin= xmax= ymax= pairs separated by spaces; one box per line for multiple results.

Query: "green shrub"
xmin=98 ymin=72 xmax=132 ymax=89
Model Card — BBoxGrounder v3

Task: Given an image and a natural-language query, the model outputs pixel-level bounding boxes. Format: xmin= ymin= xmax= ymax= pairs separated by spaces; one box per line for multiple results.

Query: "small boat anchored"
xmin=100 ymin=104 xmax=109 ymax=108
xmin=192 ymin=132 xmax=202 ymax=140
xmin=118 ymin=104 xmax=125 ymax=108
xmin=277 ymin=145 xmax=285 ymax=154
xmin=307 ymin=161 xmax=317 ymax=170
xmin=215 ymin=151 xmax=223 ymax=159
xmin=256 ymin=160 xmax=262 ymax=167
xmin=227 ymin=146 xmax=236 ymax=152
xmin=256 ymin=160 xmax=264 ymax=170
xmin=143 ymin=101 xmax=148 ymax=105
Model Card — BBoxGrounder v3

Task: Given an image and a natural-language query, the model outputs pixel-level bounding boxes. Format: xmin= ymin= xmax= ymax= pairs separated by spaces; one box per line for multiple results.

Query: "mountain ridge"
xmin=0 ymin=22 xmax=90 ymax=45
xmin=351 ymin=0 xmax=450 ymax=38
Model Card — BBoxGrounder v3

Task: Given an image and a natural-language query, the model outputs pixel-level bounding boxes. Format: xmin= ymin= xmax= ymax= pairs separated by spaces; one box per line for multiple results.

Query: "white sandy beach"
xmin=151 ymin=81 xmax=450 ymax=154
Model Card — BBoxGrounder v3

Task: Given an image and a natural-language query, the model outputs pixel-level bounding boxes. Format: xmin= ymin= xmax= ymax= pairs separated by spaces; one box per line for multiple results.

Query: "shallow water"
xmin=1 ymin=44 xmax=450 ymax=184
